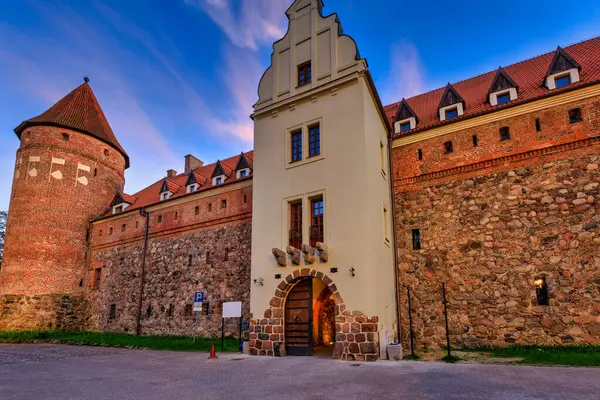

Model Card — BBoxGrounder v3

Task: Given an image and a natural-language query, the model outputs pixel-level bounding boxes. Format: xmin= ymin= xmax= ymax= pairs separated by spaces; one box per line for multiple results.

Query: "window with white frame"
xmin=187 ymin=183 xmax=199 ymax=193
xmin=236 ymin=168 xmax=250 ymax=179
xmin=112 ymin=203 xmax=130 ymax=215
xmin=212 ymin=175 xmax=225 ymax=185
xmin=160 ymin=191 xmax=172 ymax=201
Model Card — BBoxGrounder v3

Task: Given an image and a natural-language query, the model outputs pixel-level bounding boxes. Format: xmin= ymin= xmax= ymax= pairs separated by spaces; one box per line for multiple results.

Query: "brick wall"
xmin=393 ymin=96 xmax=600 ymax=349
xmin=88 ymin=184 xmax=252 ymax=337
xmin=0 ymin=126 xmax=125 ymax=297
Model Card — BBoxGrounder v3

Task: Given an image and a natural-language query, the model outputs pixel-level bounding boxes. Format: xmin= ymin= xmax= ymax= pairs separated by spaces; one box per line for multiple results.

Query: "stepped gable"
xmin=385 ymin=36 xmax=600 ymax=136
xmin=14 ymin=78 xmax=130 ymax=168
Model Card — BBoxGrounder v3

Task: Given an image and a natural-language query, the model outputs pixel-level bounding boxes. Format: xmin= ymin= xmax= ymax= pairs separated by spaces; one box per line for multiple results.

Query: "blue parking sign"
xmin=194 ymin=292 xmax=205 ymax=302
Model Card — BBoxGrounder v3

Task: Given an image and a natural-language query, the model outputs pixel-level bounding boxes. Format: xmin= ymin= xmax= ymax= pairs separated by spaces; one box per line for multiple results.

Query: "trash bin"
xmin=387 ymin=344 xmax=403 ymax=361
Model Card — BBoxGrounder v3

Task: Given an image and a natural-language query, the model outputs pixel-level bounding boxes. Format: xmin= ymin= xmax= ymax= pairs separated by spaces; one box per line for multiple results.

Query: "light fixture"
xmin=275 ymin=274 xmax=282 ymax=279
xmin=349 ymin=267 xmax=355 ymax=277
xmin=330 ymin=267 xmax=338 ymax=273
xmin=253 ymin=278 xmax=264 ymax=286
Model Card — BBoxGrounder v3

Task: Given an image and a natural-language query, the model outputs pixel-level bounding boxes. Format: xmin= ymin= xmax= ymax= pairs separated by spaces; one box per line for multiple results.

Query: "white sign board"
xmin=222 ymin=301 xmax=242 ymax=318
xmin=193 ymin=303 xmax=203 ymax=312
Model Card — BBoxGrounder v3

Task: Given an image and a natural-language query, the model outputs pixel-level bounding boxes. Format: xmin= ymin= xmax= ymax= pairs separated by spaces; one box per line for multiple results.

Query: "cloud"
xmin=379 ymin=40 xmax=426 ymax=105
xmin=184 ymin=0 xmax=289 ymax=50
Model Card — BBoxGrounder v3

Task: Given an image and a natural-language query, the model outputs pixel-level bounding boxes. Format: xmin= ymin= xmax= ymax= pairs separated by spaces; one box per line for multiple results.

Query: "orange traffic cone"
xmin=208 ymin=343 xmax=218 ymax=359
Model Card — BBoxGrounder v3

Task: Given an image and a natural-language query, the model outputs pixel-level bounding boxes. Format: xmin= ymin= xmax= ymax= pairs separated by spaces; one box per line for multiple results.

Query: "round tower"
xmin=0 ymin=78 xmax=129 ymax=297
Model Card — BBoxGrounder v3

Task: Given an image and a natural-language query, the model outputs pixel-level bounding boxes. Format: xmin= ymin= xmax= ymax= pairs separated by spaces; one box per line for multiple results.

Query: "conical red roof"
xmin=14 ymin=80 xmax=129 ymax=168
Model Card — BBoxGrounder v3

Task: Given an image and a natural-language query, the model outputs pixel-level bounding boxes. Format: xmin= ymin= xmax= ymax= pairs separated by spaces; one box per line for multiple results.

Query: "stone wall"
xmin=395 ymin=149 xmax=600 ymax=349
xmin=0 ymin=294 xmax=89 ymax=331
xmin=89 ymin=220 xmax=252 ymax=337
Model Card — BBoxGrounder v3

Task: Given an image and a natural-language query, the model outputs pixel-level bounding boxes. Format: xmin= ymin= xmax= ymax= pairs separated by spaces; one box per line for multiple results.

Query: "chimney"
xmin=185 ymin=154 xmax=204 ymax=174
xmin=167 ymin=169 xmax=177 ymax=178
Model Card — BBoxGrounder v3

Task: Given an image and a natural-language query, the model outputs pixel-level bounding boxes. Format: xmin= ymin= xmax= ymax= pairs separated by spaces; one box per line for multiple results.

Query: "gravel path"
xmin=1 ymin=344 xmax=599 ymax=400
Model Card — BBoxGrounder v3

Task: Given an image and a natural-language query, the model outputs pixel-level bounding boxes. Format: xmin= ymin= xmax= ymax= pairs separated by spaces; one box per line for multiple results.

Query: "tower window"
xmin=208 ymin=203 xmax=212 ymax=212
xmin=109 ymin=227 xmax=113 ymax=235
xmin=444 ymin=141 xmax=454 ymax=154
xmin=412 ymin=229 xmax=421 ymax=250
xmin=569 ymin=108 xmax=582 ymax=124
xmin=174 ymin=211 xmax=178 ymax=220
xmin=184 ymin=304 xmax=193 ymax=317
xmin=445 ymin=107 xmax=458 ymax=120
xmin=308 ymin=124 xmax=321 ymax=158
xmin=146 ymin=304 xmax=152 ymax=318
xmin=135 ymin=221 xmax=139 ymax=229
xmin=535 ymin=118 xmax=542 ymax=132
xmin=93 ymin=168 xmax=98 ymax=177
xmin=289 ymin=201 xmax=303 ymax=249
xmin=167 ymin=304 xmax=174 ymax=317
xmin=555 ymin=74 xmax=571 ymax=89
xmin=418 ymin=149 xmax=423 ymax=161
xmin=535 ymin=277 xmax=549 ymax=306
xmin=472 ymin=135 xmax=479 ymax=147
xmin=62 ymin=133 xmax=70 ymax=141
xmin=224 ymin=248 xmax=229 ymax=262
xmin=500 ymin=127 xmax=511 ymax=141
xmin=157 ymin=215 xmax=162 ymax=223
xmin=195 ymin=206 xmax=200 ymax=215
xmin=188 ymin=255 xmax=193 ymax=267
xmin=121 ymin=224 xmax=126 ymax=232
xmin=221 ymin=199 xmax=227 ymax=208
xmin=93 ymin=268 xmax=102 ymax=290
xmin=243 ymin=194 xmax=247 ymax=203
xmin=291 ymin=130 xmax=302 ymax=162
xmin=104 ymin=149 xmax=109 ymax=156
xmin=310 ymin=196 xmax=324 ymax=247
xmin=99 ymin=230 xmax=103 ymax=237
xmin=298 ymin=61 xmax=312 ymax=86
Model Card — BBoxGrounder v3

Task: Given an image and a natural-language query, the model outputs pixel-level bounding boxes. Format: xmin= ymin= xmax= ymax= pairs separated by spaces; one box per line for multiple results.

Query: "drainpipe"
xmin=135 ymin=208 xmax=150 ymax=336
xmin=388 ymin=135 xmax=402 ymax=345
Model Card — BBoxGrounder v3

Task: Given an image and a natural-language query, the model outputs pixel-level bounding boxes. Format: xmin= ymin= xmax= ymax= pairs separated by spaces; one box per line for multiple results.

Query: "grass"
xmin=479 ymin=345 xmax=600 ymax=367
xmin=441 ymin=354 xmax=461 ymax=363
xmin=0 ymin=330 xmax=242 ymax=353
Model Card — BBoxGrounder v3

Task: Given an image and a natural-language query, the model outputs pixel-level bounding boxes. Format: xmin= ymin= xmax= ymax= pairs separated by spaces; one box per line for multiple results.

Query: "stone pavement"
xmin=1 ymin=344 xmax=599 ymax=400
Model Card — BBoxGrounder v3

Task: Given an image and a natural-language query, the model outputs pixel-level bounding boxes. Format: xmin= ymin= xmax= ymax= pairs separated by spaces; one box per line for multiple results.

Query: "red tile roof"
xmin=104 ymin=151 xmax=253 ymax=217
xmin=385 ymin=36 xmax=600 ymax=137
xmin=14 ymin=80 xmax=130 ymax=168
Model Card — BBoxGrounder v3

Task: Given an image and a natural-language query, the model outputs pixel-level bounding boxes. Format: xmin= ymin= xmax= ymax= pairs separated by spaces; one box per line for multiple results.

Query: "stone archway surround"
xmin=249 ymin=268 xmax=380 ymax=361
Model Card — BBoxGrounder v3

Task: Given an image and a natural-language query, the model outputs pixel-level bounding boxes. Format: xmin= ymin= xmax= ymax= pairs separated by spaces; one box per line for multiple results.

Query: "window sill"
xmin=296 ymin=82 xmax=312 ymax=88
xmin=286 ymin=154 xmax=324 ymax=170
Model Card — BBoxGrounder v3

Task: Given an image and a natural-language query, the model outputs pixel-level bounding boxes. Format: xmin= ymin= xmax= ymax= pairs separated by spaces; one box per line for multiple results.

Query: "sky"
xmin=0 ymin=0 xmax=599 ymax=211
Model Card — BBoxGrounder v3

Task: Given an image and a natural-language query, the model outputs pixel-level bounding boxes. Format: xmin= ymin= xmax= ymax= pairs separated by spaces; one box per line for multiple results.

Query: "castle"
xmin=2 ymin=0 xmax=600 ymax=361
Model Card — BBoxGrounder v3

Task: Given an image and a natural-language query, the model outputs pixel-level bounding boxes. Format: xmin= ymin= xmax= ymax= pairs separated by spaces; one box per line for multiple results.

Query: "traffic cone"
xmin=208 ymin=343 xmax=218 ymax=359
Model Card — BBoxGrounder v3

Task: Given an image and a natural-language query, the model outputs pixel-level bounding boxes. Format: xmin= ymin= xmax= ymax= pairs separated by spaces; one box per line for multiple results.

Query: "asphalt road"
xmin=1 ymin=344 xmax=599 ymax=400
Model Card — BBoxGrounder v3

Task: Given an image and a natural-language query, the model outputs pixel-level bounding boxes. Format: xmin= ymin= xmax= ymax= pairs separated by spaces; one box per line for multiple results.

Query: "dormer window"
xmin=545 ymin=46 xmax=581 ymax=90
xmin=445 ymin=108 xmax=458 ymax=120
xmin=213 ymin=176 xmax=224 ymax=185
xmin=438 ymin=84 xmax=465 ymax=122
xmin=298 ymin=61 xmax=312 ymax=86
xmin=488 ymin=67 xmax=518 ymax=106
xmin=112 ymin=202 xmax=130 ymax=215
xmin=211 ymin=160 xmax=230 ymax=186
xmin=237 ymin=168 xmax=250 ymax=179
xmin=187 ymin=183 xmax=199 ymax=193
xmin=393 ymin=99 xmax=418 ymax=134
xmin=555 ymin=74 xmax=571 ymax=89
xmin=160 ymin=191 xmax=172 ymax=201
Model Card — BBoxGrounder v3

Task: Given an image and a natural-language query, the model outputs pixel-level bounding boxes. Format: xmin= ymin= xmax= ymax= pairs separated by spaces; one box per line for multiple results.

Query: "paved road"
xmin=1 ymin=344 xmax=599 ymax=400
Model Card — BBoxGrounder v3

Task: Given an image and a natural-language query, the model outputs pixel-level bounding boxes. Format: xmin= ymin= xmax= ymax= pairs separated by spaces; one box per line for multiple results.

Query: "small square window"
xmin=496 ymin=92 xmax=510 ymax=105
xmin=104 ymin=149 xmax=109 ymax=156
xmin=221 ymin=199 xmax=227 ymax=208
xmin=535 ymin=118 xmax=542 ymax=132
xmin=412 ymin=229 xmax=421 ymax=250
xmin=418 ymin=149 xmax=423 ymax=161
xmin=400 ymin=122 xmax=411 ymax=132
xmin=472 ymin=135 xmax=479 ymax=147
xmin=444 ymin=141 xmax=454 ymax=154
xmin=62 ymin=133 xmax=70 ymax=141
xmin=157 ymin=215 xmax=163 ymax=223
xmin=445 ymin=108 xmax=458 ymax=120
xmin=216 ymin=177 xmax=223 ymax=185
xmin=298 ymin=62 xmax=312 ymax=86
xmin=500 ymin=127 xmax=510 ymax=141
xmin=195 ymin=206 xmax=200 ymax=215
xmin=555 ymin=74 xmax=571 ymax=89
xmin=569 ymin=108 xmax=582 ymax=124
xmin=240 ymin=170 xmax=247 ymax=178
xmin=114 ymin=205 xmax=123 ymax=214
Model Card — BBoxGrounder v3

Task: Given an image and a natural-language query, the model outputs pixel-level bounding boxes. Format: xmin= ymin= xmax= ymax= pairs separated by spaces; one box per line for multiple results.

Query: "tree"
xmin=0 ymin=210 xmax=6 ymax=265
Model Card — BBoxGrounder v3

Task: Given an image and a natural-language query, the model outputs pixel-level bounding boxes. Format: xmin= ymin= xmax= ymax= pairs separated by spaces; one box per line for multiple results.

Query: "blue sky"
xmin=1 ymin=0 xmax=599 ymax=211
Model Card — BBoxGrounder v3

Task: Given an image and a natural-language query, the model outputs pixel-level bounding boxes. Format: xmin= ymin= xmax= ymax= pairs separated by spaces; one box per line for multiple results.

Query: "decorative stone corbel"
xmin=272 ymin=248 xmax=287 ymax=267
xmin=316 ymin=242 xmax=329 ymax=263
xmin=286 ymin=245 xmax=301 ymax=266
xmin=301 ymin=244 xmax=316 ymax=264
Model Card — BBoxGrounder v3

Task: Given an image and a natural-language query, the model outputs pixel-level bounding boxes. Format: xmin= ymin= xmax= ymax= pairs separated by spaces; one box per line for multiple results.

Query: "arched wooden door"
xmin=285 ymin=278 xmax=313 ymax=356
